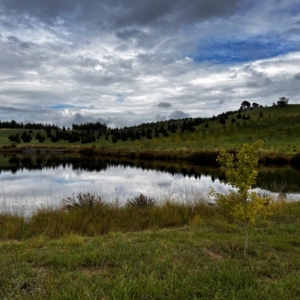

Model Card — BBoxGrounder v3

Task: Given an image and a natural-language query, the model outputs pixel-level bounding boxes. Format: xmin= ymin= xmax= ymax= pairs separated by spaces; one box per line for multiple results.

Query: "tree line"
xmin=4 ymin=117 xmax=206 ymax=145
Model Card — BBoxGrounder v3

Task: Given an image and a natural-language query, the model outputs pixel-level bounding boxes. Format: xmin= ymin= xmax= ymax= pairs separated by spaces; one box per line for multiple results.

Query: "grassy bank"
xmin=1 ymin=196 xmax=300 ymax=299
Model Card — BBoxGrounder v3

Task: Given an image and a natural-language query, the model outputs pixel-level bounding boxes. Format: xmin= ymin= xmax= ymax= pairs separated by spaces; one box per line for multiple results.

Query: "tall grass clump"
xmin=0 ymin=192 xmax=218 ymax=239
xmin=0 ymin=189 xmax=297 ymax=242
xmin=62 ymin=192 xmax=105 ymax=209
xmin=125 ymin=194 xmax=155 ymax=208
xmin=269 ymin=198 xmax=300 ymax=223
xmin=0 ymin=213 xmax=27 ymax=239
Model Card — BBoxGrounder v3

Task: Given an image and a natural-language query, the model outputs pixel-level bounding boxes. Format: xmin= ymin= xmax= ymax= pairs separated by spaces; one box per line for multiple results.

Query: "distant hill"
xmin=1 ymin=104 xmax=300 ymax=157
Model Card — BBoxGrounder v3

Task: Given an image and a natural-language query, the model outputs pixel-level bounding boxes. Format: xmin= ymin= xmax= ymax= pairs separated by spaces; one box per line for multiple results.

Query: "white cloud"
xmin=0 ymin=0 xmax=300 ymax=127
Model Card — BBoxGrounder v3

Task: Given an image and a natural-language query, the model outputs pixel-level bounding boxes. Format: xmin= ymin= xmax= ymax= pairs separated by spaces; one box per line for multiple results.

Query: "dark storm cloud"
xmin=0 ymin=1 xmax=83 ymax=23
xmin=70 ymin=112 xmax=94 ymax=124
xmin=155 ymin=110 xmax=191 ymax=121
xmin=0 ymin=41 xmax=43 ymax=74
xmin=7 ymin=35 xmax=32 ymax=49
xmin=0 ymin=0 xmax=240 ymax=28
xmin=115 ymin=0 xmax=240 ymax=27
xmin=116 ymin=0 xmax=174 ymax=26
xmin=169 ymin=110 xmax=191 ymax=119
xmin=155 ymin=114 xmax=167 ymax=121
xmin=7 ymin=35 xmax=19 ymax=43
xmin=76 ymin=56 xmax=101 ymax=68
xmin=295 ymin=73 xmax=300 ymax=80
xmin=1 ymin=89 xmax=64 ymax=102
xmin=0 ymin=106 xmax=28 ymax=113
xmin=115 ymin=29 xmax=144 ymax=40
xmin=156 ymin=102 xmax=172 ymax=108
xmin=66 ymin=112 xmax=136 ymax=128
xmin=114 ymin=44 xmax=129 ymax=52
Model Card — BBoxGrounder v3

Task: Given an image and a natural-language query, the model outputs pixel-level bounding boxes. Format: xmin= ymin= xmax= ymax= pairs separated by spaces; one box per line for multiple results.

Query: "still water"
xmin=0 ymin=153 xmax=300 ymax=214
xmin=0 ymin=164 xmax=228 ymax=208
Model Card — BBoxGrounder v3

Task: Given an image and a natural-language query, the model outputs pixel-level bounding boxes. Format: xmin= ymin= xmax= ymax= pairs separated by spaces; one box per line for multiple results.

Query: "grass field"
xmin=0 ymin=198 xmax=300 ymax=299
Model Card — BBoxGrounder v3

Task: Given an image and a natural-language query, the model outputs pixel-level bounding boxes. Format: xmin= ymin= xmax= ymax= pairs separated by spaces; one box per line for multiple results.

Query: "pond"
xmin=0 ymin=153 xmax=300 ymax=215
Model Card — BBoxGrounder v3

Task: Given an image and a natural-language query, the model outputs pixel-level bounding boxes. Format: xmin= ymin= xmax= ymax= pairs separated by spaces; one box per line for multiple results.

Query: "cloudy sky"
xmin=0 ymin=0 xmax=300 ymax=128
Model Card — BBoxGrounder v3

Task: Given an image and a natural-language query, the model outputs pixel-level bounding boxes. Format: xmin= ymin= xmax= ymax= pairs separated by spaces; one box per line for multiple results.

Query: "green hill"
xmin=1 ymin=104 xmax=300 ymax=158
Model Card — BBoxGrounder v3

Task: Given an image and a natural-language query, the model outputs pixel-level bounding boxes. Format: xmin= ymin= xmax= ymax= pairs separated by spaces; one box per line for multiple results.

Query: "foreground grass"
xmin=0 ymin=199 xmax=300 ymax=299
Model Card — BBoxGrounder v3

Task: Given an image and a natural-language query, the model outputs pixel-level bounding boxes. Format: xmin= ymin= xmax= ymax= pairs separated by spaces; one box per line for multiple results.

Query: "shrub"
xmin=62 ymin=192 xmax=105 ymax=209
xmin=126 ymin=194 xmax=155 ymax=208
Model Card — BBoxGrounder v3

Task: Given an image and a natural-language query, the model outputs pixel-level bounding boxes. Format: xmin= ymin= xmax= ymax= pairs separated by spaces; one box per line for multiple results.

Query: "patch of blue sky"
xmin=52 ymin=178 xmax=72 ymax=185
xmin=286 ymin=2 xmax=300 ymax=16
xmin=50 ymin=104 xmax=91 ymax=110
xmin=31 ymin=105 xmax=42 ymax=109
xmin=193 ymin=37 xmax=299 ymax=64
xmin=50 ymin=104 xmax=75 ymax=110
xmin=116 ymin=94 xmax=124 ymax=102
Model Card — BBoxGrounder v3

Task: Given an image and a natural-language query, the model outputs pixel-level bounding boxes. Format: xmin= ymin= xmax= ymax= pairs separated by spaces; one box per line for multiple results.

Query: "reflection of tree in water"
xmin=3 ymin=154 xmax=207 ymax=179
xmin=256 ymin=168 xmax=300 ymax=193
xmin=2 ymin=154 xmax=300 ymax=193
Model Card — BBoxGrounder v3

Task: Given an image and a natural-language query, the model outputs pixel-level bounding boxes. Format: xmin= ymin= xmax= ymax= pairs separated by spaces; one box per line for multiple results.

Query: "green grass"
xmin=0 ymin=197 xmax=300 ymax=299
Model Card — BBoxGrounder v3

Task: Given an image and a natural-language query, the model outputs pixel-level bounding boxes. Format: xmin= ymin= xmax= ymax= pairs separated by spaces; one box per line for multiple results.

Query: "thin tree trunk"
xmin=244 ymin=219 xmax=249 ymax=257
xmin=244 ymin=198 xmax=249 ymax=257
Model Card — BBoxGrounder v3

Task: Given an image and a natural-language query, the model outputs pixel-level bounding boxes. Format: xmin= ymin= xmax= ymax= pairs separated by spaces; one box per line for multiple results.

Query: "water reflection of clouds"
xmin=156 ymin=181 xmax=172 ymax=188
xmin=0 ymin=175 xmax=28 ymax=182
xmin=0 ymin=165 xmax=226 ymax=209
xmin=52 ymin=178 xmax=73 ymax=184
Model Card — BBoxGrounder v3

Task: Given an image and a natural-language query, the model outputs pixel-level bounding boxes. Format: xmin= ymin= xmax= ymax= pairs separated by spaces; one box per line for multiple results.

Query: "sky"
xmin=0 ymin=0 xmax=300 ymax=128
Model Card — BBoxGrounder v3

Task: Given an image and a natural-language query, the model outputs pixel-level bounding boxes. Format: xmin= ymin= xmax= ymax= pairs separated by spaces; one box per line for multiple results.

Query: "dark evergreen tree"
xmin=181 ymin=121 xmax=187 ymax=132
xmin=112 ymin=135 xmax=118 ymax=143
xmin=146 ymin=128 xmax=152 ymax=135
xmin=141 ymin=128 xmax=146 ymax=137
xmin=21 ymin=131 xmax=32 ymax=143
xmin=8 ymin=133 xmax=21 ymax=143
xmin=219 ymin=118 xmax=226 ymax=125
xmin=135 ymin=131 xmax=141 ymax=140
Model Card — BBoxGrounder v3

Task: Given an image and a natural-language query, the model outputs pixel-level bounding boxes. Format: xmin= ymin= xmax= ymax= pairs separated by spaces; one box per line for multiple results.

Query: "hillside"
xmin=1 ymin=104 xmax=300 ymax=157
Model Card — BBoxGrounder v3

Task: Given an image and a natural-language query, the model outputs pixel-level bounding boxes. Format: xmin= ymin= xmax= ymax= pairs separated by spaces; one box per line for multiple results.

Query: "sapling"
xmin=210 ymin=140 xmax=272 ymax=256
